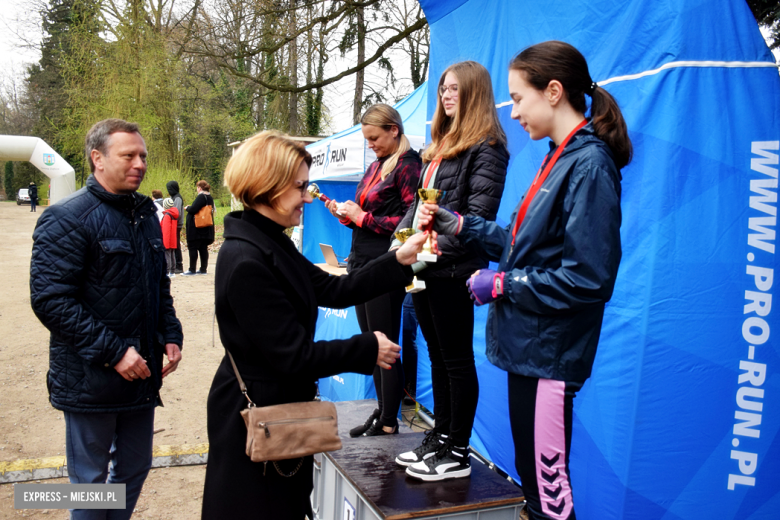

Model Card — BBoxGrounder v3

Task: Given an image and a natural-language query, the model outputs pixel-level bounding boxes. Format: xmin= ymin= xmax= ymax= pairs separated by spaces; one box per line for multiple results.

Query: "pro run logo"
xmin=728 ymin=141 xmax=777 ymax=490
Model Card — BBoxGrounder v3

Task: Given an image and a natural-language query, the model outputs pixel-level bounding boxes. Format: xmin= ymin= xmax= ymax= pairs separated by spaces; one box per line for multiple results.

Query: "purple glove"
xmin=466 ymin=270 xmax=505 ymax=306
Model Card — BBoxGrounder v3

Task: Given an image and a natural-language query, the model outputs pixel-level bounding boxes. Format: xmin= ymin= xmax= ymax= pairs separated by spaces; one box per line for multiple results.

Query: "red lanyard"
xmin=423 ymin=140 xmax=447 ymax=188
xmin=511 ymin=119 xmax=587 ymax=246
xmin=359 ymin=162 xmax=382 ymax=208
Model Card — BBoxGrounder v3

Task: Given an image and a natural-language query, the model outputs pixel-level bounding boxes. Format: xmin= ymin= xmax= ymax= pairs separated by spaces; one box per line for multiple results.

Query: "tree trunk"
xmin=352 ymin=5 xmax=365 ymax=125
xmin=288 ymin=0 xmax=299 ymax=135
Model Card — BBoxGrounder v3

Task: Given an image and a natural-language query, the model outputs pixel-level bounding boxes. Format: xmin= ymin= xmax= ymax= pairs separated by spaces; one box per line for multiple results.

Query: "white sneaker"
xmin=395 ymin=431 xmax=447 ymax=466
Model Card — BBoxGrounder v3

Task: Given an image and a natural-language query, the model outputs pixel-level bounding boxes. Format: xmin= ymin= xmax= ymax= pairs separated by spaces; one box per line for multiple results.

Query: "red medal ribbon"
xmin=423 ymin=139 xmax=447 ymax=188
xmin=510 ymin=119 xmax=588 ymax=246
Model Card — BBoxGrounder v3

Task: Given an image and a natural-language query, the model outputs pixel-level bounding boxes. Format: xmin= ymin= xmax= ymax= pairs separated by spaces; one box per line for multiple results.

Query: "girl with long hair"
xmin=324 ymin=104 xmax=422 ymax=436
xmin=418 ymin=41 xmax=631 ymax=518
xmin=393 ymin=61 xmax=509 ymax=481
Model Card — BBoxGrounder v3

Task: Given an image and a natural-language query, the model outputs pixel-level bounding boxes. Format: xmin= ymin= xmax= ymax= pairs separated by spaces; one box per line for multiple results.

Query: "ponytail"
xmin=382 ymin=134 xmax=411 ymax=179
xmin=510 ymin=41 xmax=632 ymax=169
xmin=590 ymin=86 xmax=632 ymax=169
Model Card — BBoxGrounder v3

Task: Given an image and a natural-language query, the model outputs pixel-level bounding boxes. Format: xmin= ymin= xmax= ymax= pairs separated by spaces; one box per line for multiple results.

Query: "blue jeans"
xmin=64 ymin=408 xmax=155 ymax=520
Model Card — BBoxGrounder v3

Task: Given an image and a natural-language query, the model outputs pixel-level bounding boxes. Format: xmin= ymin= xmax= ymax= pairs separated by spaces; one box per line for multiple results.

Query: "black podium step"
xmin=312 ymin=400 xmax=524 ymax=520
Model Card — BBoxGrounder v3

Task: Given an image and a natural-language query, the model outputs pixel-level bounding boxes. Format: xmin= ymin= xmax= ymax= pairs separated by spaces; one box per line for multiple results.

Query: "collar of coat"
xmin=86 ymin=175 xmax=155 ymax=217
xmin=223 ymin=209 xmax=317 ymax=319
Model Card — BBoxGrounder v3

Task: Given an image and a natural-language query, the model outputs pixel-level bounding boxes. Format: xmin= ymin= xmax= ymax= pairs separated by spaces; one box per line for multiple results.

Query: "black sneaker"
xmin=395 ymin=430 xmax=448 ymax=466
xmin=349 ymin=409 xmax=380 ymax=438
xmin=363 ymin=420 xmax=398 ymax=437
xmin=405 ymin=443 xmax=471 ymax=481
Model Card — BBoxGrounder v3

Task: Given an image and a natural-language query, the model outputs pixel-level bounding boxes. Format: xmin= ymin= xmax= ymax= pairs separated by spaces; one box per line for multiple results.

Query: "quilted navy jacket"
xmin=30 ymin=175 xmax=183 ymax=413
xmin=458 ymin=123 xmax=622 ymax=382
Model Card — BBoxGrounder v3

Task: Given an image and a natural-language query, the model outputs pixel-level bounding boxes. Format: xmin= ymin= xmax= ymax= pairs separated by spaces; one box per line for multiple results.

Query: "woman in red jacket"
xmin=160 ymin=198 xmax=179 ymax=277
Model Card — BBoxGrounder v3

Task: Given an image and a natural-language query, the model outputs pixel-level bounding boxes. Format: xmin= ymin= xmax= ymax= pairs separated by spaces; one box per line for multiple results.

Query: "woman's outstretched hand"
xmin=395 ymin=231 xmax=429 ymax=265
xmin=374 ymin=331 xmax=401 ymax=369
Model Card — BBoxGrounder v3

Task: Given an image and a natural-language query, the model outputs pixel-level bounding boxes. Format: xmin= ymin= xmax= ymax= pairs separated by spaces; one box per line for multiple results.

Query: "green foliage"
xmin=748 ymin=0 xmax=780 ymax=50
xmin=139 ymin=158 xmax=196 ymax=205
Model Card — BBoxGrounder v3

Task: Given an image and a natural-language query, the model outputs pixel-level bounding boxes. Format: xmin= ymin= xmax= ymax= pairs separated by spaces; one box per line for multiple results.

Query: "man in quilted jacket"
xmin=30 ymin=119 xmax=183 ymax=519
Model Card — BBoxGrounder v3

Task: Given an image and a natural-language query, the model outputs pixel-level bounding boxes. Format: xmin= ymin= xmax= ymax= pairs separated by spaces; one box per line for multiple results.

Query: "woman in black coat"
xmin=183 ymin=180 xmax=215 ymax=275
xmin=201 ymin=131 xmax=426 ymax=519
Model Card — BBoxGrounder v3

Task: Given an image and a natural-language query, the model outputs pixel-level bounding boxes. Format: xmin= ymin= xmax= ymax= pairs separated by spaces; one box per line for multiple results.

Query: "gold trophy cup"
xmin=394 ymin=228 xmax=426 ymax=293
xmin=417 ymin=188 xmax=445 ymax=262
xmin=308 ymin=183 xmax=344 ymax=216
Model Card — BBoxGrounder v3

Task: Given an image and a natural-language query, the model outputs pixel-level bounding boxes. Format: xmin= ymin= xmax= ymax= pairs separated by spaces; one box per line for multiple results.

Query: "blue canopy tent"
xmin=414 ymin=1 xmax=779 ymax=519
xmin=305 ymin=1 xmax=779 ymax=517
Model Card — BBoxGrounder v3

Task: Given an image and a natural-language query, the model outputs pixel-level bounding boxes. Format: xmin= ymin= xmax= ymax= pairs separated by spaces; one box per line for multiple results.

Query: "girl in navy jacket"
xmin=419 ymin=41 xmax=632 ymax=520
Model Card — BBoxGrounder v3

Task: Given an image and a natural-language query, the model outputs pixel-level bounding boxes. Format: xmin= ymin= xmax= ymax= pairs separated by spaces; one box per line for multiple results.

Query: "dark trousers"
xmin=401 ymin=293 xmax=418 ymax=398
xmin=174 ymin=229 xmax=183 ymax=270
xmin=64 ymin=408 xmax=155 ymax=520
xmin=508 ymin=373 xmax=582 ymax=520
xmin=355 ymin=287 xmax=405 ymax=427
xmin=187 ymin=239 xmax=210 ymax=273
xmin=30 ymin=198 xmax=37 ymax=212
xmin=412 ymin=276 xmax=478 ymax=447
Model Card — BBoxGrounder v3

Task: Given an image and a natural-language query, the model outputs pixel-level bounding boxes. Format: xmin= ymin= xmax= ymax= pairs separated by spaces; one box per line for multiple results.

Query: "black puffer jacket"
xmin=396 ymin=139 xmax=509 ymax=278
xmin=30 ymin=175 xmax=183 ymax=413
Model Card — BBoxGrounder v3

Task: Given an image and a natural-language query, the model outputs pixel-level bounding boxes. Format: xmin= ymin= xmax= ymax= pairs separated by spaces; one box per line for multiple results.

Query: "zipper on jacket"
xmin=257 ymin=416 xmax=334 ymax=438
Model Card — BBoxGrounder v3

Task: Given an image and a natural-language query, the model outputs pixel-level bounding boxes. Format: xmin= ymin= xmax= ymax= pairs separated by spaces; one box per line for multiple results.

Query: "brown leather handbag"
xmin=226 ymin=351 xmax=342 ymax=475
xmin=194 ymin=204 xmax=213 ymax=228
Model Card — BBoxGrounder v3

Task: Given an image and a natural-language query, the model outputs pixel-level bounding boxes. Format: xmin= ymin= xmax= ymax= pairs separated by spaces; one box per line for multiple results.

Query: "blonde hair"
xmin=224 ymin=131 xmax=312 ymax=211
xmin=423 ymin=61 xmax=507 ymax=162
xmin=361 ymin=104 xmax=410 ymax=179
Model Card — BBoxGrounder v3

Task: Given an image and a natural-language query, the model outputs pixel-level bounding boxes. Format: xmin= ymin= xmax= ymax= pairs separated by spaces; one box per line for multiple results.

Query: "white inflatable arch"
xmin=0 ymin=135 xmax=76 ymax=204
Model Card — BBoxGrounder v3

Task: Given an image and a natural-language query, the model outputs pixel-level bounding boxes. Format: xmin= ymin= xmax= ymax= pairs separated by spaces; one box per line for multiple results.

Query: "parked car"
xmin=17 ymin=189 xmax=30 ymax=205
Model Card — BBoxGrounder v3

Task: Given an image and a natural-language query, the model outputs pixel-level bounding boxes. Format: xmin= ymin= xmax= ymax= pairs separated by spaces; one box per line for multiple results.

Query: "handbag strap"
xmin=213 ymin=308 xmax=256 ymax=408
xmin=227 ymin=350 xmax=256 ymax=408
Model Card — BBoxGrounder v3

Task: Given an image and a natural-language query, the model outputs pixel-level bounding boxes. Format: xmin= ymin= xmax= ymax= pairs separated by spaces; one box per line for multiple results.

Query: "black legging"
xmin=508 ymin=373 xmax=583 ymax=520
xmin=412 ymin=276 xmax=478 ymax=447
xmin=355 ymin=287 xmax=405 ymax=427
xmin=175 ymin=229 xmax=183 ymax=270
xmin=187 ymin=239 xmax=210 ymax=273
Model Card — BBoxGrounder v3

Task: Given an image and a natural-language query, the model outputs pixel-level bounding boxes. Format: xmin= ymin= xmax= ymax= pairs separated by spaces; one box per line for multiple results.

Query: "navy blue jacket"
xmin=459 ymin=123 xmax=622 ymax=382
xmin=30 ymin=175 xmax=183 ymax=413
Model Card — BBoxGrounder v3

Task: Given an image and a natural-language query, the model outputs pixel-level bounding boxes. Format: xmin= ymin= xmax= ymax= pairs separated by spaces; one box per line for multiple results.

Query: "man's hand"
xmin=374 ymin=331 xmax=401 ymax=369
xmin=161 ymin=343 xmax=182 ymax=378
xmin=114 ymin=347 xmax=151 ymax=381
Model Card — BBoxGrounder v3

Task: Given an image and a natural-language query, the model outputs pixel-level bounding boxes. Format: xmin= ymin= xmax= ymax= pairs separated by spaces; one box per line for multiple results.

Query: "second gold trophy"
xmin=416 ymin=188 xmax=445 ymax=262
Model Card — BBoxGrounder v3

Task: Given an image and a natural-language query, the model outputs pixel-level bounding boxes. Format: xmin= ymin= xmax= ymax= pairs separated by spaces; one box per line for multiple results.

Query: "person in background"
xmin=161 ymin=197 xmax=179 ymax=278
xmin=324 ymin=104 xmax=422 ymax=437
xmin=28 ymin=181 xmax=38 ymax=212
xmin=201 ymin=130 xmax=426 ymax=519
xmin=182 ymin=180 xmax=216 ymax=275
xmin=392 ymin=60 xmax=509 ymax=482
xmin=152 ymin=189 xmax=165 ymax=222
xmin=166 ymin=180 xmax=184 ymax=273
xmin=418 ymin=41 xmax=631 ymax=519
xmin=30 ymin=118 xmax=183 ymax=520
